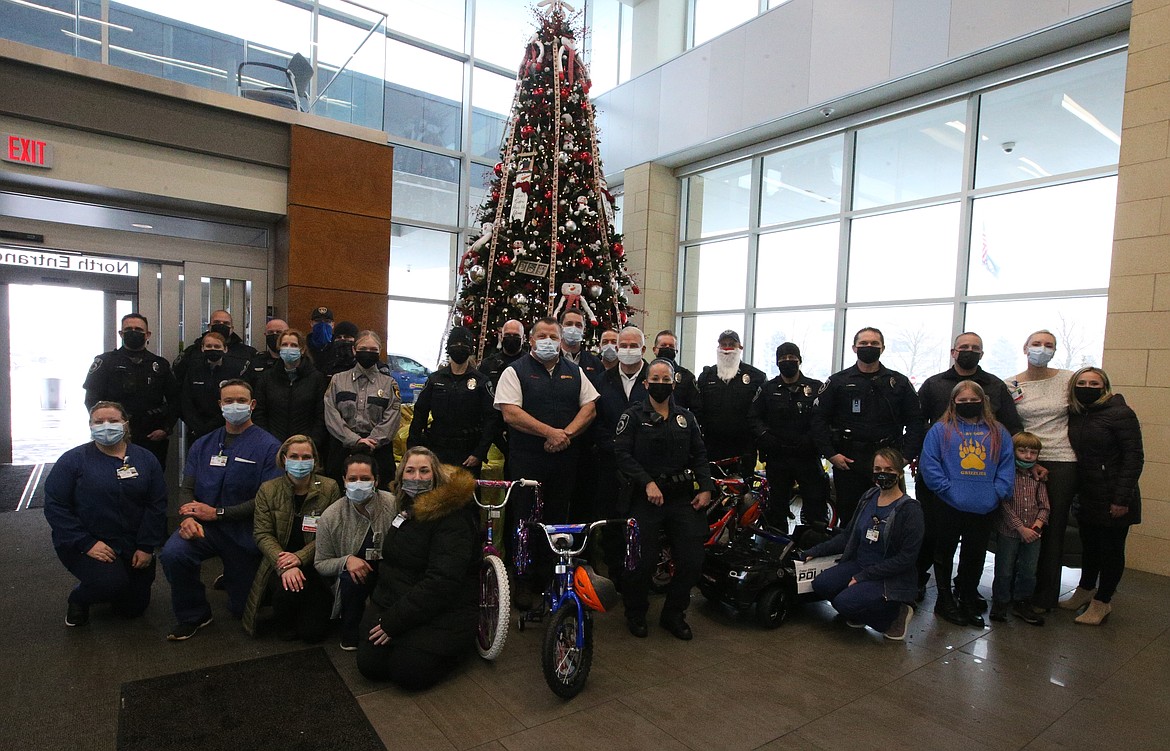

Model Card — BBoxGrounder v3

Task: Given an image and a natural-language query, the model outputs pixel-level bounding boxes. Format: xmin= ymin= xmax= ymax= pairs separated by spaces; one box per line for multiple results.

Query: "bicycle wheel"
xmin=477 ymin=554 xmax=511 ymax=659
xmin=541 ymin=600 xmax=593 ymax=699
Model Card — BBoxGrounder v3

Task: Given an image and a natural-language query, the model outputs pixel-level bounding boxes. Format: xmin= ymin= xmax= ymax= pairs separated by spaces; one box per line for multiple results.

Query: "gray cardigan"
xmin=314 ymin=489 xmax=399 ymax=615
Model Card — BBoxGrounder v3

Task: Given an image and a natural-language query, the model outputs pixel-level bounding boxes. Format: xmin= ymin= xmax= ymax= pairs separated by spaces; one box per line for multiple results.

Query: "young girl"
xmin=920 ymin=381 xmax=1014 ymax=628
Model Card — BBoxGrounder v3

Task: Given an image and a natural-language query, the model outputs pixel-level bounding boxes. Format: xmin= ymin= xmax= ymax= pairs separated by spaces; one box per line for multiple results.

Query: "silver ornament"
xmin=467 ymin=264 xmax=486 ymax=283
xmin=589 ymin=284 xmax=603 ymax=298
xmin=565 ymin=219 xmax=577 ymax=232
xmin=511 ymin=292 xmax=528 ymax=306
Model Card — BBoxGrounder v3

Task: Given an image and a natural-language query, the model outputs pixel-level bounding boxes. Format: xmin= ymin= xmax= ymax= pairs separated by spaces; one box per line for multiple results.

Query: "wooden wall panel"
xmin=285 ymin=205 xmax=390 ymax=294
xmin=289 ymin=125 xmax=393 ymax=219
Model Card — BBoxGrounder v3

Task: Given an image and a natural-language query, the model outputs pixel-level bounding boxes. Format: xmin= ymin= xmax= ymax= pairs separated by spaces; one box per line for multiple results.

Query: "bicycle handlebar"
xmin=474 ymin=477 xmax=541 ymax=510
xmin=516 ymin=518 xmax=640 ymax=572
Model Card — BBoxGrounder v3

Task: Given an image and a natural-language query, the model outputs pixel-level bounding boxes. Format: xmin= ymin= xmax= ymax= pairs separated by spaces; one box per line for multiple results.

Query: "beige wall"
xmin=621 ymin=162 xmax=680 ymax=342
xmin=1105 ymin=0 xmax=1170 ymax=575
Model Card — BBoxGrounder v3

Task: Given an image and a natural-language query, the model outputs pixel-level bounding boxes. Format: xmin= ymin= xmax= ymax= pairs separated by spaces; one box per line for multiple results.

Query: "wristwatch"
xmin=215 ymin=507 xmax=225 ymax=518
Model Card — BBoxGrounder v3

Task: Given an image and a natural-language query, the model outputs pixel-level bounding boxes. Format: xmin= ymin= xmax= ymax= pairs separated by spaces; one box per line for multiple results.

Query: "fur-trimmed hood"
xmin=407 ymin=465 xmax=477 ymax=522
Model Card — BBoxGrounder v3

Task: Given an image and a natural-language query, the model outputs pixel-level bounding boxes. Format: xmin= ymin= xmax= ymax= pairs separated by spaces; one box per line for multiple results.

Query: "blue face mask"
xmin=346 ymin=481 xmax=375 ymax=503
xmin=90 ymin=422 xmax=125 ymax=446
xmin=279 ymin=346 xmax=301 ymax=365
xmin=561 ymin=326 xmax=584 ymax=346
xmin=285 ymin=458 xmax=314 ymax=479
xmin=221 ymin=402 xmax=252 ymax=426
xmin=533 ymin=338 xmax=560 ymax=362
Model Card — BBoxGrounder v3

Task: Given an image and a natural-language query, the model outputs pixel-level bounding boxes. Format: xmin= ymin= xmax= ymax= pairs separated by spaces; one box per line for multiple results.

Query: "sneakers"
xmin=339 ymin=636 xmax=359 ymax=652
xmin=884 ymin=604 xmax=913 ymax=641
xmin=1013 ymin=600 xmax=1045 ymax=626
xmin=65 ymin=602 xmax=90 ymax=627
xmin=167 ymin=616 xmax=213 ymax=641
xmin=212 ymin=574 xmax=226 ymax=591
xmin=989 ymin=601 xmax=1009 ymax=623
xmin=1074 ymin=599 xmax=1112 ymax=625
xmin=846 ymin=620 xmax=867 ymax=629
xmin=1059 ymin=586 xmax=1096 ymax=611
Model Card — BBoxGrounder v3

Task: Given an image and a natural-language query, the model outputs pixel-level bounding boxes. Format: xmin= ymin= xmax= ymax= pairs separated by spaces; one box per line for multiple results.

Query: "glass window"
xmin=472 ymin=0 xmax=534 ymax=69
xmin=844 ymin=304 xmax=955 ymax=386
xmin=692 ymin=0 xmax=758 ymax=46
xmin=389 ymin=225 xmax=457 ymax=300
xmin=679 ymin=314 xmax=746 ymax=373
xmin=384 ymin=40 xmax=463 ymax=150
xmin=848 ymin=203 xmax=959 ymax=303
xmin=471 ymin=66 xmax=516 ymax=159
xmin=967 ymin=177 xmax=1115 ymax=297
xmin=853 ymin=102 xmax=966 ymax=210
xmin=756 ymin=223 xmax=838 ymax=308
xmin=684 ymin=160 xmax=752 ymax=239
xmin=587 ymin=0 xmax=621 ymax=95
xmin=0 ymin=0 xmax=101 ymax=60
xmin=387 ymin=354 xmax=431 ymax=375
xmin=314 ymin=3 xmax=387 ymax=130
xmin=387 ymin=299 xmax=451 ymax=369
xmin=383 ymin=0 xmax=465 ymax=52
xmin=681 ymin=238 xmax=748 ymax=312
xmin=752 ymin=309 xmax=836 ymax=382
xmin=468 ymin=162 xmax=496 ymax=226
xmin=612 ymin=193 xmax=624 ymax=234
xmin=964 ymin=297 xmax=1107 ymax=377
xmin=760 ymin=137 xmax=844 ymax=226
xmin=976 ymin=54 xmax=1124 ymax=189
xmin=392 ymin=146 xmax=460 ymax=225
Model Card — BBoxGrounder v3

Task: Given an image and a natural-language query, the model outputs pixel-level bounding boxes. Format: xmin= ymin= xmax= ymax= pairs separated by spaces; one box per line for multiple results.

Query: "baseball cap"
xmin=310 ymin=306 xmax=333 ymax=322
xmin=717 ymin=330 xmax=741 ymax=346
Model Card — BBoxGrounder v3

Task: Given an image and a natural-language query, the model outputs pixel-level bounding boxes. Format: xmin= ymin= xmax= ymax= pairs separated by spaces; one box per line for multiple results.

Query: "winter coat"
xmin=314 ymin=489 xmax=398 ymax=618
xmin=243 ymin=473 xmax=342 ymax=635
xmin=252 ymin=359 xmax=328 ymax=447
xmin=1068 ymin=394 xmax=1143 ymax=527
xmin=368 ymin=467 xmax=479 ymax=657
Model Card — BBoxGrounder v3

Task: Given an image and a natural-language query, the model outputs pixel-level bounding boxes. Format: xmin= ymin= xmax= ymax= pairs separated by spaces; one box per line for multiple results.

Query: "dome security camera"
xmin=1001 ymin=141 xmax=1016 ymax=154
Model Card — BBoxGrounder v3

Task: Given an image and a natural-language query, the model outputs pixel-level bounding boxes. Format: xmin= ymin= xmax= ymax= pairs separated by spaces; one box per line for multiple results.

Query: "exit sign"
xmin=2 ymin=135 xmax=53 ymax=169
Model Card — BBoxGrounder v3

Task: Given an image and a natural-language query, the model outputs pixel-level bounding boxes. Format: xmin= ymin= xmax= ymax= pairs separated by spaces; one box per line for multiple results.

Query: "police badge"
xmin=741 ymin=374 xmax=750 ymax=384
xmin=467 ymin=378 xmax=477 ymax=390
xmin=676 ymin=414 xmax=687 ymax=428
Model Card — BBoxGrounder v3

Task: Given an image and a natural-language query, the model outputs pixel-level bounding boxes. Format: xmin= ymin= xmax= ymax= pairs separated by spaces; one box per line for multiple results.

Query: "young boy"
xmin=991 ymin=432 xmax=1050 ymax=625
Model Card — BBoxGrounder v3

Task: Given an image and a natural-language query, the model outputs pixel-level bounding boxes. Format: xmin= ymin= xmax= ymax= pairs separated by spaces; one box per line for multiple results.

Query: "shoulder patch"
xmin=484 ymin=380 xmax=495 ymax=398
xmin=89 ymin=357 xmax=103 ymax=375
xmin=616 ymin=413 xmax=629 ymax=434
xmin=817 ymin=380 xmax=828 ymax=393
xmin=890 ymin=376 xmax=896 ymax=388
xmin=675 ymin=373 xmax=682 ymax=383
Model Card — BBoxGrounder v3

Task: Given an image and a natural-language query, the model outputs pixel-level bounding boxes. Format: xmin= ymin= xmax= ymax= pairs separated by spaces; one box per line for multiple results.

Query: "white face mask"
xmin=1026 ymin=345 xmax=1055 ymax=367
xmin=617 ymin=347 xmax=642 ymax=365
xmin=561 ymin=326 xmax=584 ymax=346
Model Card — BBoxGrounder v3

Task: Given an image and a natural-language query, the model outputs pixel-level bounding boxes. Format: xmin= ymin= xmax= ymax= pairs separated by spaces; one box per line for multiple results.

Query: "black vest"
xmin=510 ymin=354 xmax=581 ymax=456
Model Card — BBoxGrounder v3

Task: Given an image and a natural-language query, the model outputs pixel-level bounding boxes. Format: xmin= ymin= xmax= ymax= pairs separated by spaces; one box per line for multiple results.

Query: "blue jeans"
xmin=812 ymin=559 xmax=901 ymax=632
xmin=992 ymin=532 xmax=1041 ymax=603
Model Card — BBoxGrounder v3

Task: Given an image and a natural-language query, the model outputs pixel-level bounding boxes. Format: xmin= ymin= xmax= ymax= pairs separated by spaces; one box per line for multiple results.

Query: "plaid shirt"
xmin=997 ymin=470 xmax=1051 ymax=539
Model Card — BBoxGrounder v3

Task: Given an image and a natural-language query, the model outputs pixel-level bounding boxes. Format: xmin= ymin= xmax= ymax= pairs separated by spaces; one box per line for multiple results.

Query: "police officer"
xmin=651 ymin=330 xmax=700 ymax=410
xmin=173 ymin=309 xmax=257 ymax=383
xmin=914 ymin=331 xmax=1023 ymax=601
xmin=319 ymin=321 xmax=359 ymax=377
xmin=179 ymin=331 xmax=251 ymax=445
xmin=559 ymin=308 xmax=605 ymax=386
xmin=323 ymin=330 xmax=401 ymax=488
xmin=247 ymin=318 xmax=288 ymax=383
xmin=306 ymin=306 xmax=334 ymax=363
xmin=407 ymin=327 xmax=499 ymax=477
xmin=615 ymin=358 xmax=714 ymax=641
xmin=695 ymin=330 xmax=767 ymax=475
xmin=84 ymin=313 xmax=179 ymax=469
xmin=747 ymin=342 xmax=830 ymax=528
xmin=480 ymin=319 xmax=527 ymax=387
xmin=811 ymin=327 xmax=924 ymax=524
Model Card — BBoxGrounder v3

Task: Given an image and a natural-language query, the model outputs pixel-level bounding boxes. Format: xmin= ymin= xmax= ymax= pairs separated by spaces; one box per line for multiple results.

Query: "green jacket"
xmin=243 ymin=473 xmax=341 ymax=635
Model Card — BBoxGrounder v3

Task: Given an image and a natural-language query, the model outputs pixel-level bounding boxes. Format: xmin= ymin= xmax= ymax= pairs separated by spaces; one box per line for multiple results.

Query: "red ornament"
xmin=544 ymin=191 xmax=553 ymax=199
xmin=580 ymin=257 xmax=594 ymax=269
xmin=631 ymin=284 xmax=640 ymax=295
xmin=579 ymin=151 xmax=592 ymax=163
xmin=493 ymin=163 xmax=503 ymax=176
xmin=556 ymin=241 xmax=565 ymax=254
xmin=463 ymin=315 xmax=474 ymax=326
xmin=520 ymin=125 xmax=535 ymax=138
xmin=560 ymin=87 xmax=570 ymax=98
xmin=620 ymin=311 xmax=628 ymax=325
xmin=614 ymin=242 xmax=623 ymax=253
xmin=534 ymin=87 xmax=544 ymax=96
xmin=499 ymin=255 xmax=512 ymax=267
xmin=491 ymin=189 xmax=499 ymax=200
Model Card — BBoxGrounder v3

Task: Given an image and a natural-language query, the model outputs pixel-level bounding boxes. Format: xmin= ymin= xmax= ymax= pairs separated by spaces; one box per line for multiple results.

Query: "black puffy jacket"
xmin=1068 ymin=394 xmax=1143 ymax=527
xmin=252 ymin=359 xmax=327 ymax=447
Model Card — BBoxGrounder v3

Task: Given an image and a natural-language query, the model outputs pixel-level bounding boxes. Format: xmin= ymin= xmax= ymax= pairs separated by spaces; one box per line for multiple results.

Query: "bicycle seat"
xmin=550 ymin=533 xmax=574 ymax=551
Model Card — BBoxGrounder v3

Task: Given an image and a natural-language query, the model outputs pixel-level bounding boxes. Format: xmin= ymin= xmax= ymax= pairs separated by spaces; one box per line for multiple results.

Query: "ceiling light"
xmin=1017 ymin=157 xmax=1051 ymax=176
xmin=131 ymin=223 xmax=153 ymax=229
xmin=945 ymin=120 xmax=966 ymax=133
xmin=1061 ymin=94 xmax=1120 ymax=145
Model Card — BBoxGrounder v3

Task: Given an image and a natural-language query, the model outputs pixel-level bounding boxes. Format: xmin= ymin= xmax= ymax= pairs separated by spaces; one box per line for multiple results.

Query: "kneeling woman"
xmin=243 ymin=435 xmax=341 ymax=641
xmin=357 ymin=447 xmax=479 ymax=690
xmin=804 ymin=448 xmax=923 ymax=641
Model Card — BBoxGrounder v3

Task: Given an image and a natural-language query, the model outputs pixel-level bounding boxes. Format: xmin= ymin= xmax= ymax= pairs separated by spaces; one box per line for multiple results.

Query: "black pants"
xmin=623 ymin=491 xmax=707 ymax=620
xmin=56 ymin=547 xmax=155 ymax=616
xmin=704 ymin=435 xmax=756 ymax=478
xmin=915 ymin=479 xmax=940 ymax=587
xmin=268 ymin=565 xmax=333 ymax=643
xmin=765 ymin=451 xmax=829 ymax=527
xmin=933 ymin=501 xmax=994 ymax=601
xmin=594 ymin=450 xmax=631 ymax=580
xmin=133 ymin=437 xmax=169 ymax=471
xmin=1031 ymin=461 xmax=1078 ymax=608
xmin=830 ymin=449 xmax=876 ymax=526
xmin=339 ymin=568 xmax=378 ymax=642
xmin=506 ymin=447 xmax=578 ymax=591
xmin=327 ymin=437 xmax=396 ymax=491
xmin=355 ymin=608 xmax=461 ymax=690
xmin=1078 ymin=523 xmax=1130 ymax=603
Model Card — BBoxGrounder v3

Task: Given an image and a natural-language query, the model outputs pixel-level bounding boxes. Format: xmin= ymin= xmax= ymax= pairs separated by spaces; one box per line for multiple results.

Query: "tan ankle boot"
xmin=1074 ymin=599 xmax=1112 ymax=625
xmin=1059 ymin=586 xmax=1096 ymax=611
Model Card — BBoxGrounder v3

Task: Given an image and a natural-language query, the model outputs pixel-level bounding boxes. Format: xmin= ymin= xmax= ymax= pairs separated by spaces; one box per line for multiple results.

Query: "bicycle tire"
xmin=541 ymin=600 xmax=593 ymax=699
xmin=476 ymin=554 xmax=511 ymax=659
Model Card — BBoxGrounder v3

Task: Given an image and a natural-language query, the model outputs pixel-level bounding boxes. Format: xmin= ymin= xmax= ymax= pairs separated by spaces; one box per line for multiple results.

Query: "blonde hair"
xmin=1068 ymin=366 xmax=1112 ymax=414
xmin=277 ymin=434 xmax=319 ymax=469
xmin=392 ymin=446 xmax=447 ymax=495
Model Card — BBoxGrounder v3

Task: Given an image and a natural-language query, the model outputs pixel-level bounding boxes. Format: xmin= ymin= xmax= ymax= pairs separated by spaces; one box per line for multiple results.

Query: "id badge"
xmin=365 ymin=547 xmax=382 ymax=561
xmin=302 ymin=515 xmax=319 ymax=533
xmin=210 ymin=454 xmax=228 ymax=467
xmin=865 ymin=527 xmax=880 ymax=542
xmin=116 ymin=466 xmax=139 ymax=480
xmin=391 ymin=511 xmax=408 ymax=528
xmin=851 ymin=398 xmax=862 ymax=414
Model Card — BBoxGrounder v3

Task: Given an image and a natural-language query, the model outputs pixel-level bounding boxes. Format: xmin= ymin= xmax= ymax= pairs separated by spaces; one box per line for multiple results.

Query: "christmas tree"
xmin=456 ymin=0 xmax=638 ymax=353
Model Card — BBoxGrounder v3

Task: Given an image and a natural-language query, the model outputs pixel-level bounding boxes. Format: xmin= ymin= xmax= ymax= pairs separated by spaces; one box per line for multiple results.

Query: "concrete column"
xmin=621 ymin=161 xmax=679 ymax=340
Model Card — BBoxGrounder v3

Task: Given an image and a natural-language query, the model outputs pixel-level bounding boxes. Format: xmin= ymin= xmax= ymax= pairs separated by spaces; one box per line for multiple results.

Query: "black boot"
xmin=960 ymin=594 xmax=986 ymax=628
xmin=934 ymin=590 xmax=968 ymax=627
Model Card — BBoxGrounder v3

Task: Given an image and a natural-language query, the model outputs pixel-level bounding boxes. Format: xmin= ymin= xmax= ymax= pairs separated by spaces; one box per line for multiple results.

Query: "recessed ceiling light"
xmin=131 ymin=223 xmax=153 ymax=229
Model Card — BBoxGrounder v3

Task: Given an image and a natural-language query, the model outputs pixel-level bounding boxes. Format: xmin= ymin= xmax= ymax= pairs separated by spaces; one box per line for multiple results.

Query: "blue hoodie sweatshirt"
xmin=920 ymin=418 xmax=1014 ymax=514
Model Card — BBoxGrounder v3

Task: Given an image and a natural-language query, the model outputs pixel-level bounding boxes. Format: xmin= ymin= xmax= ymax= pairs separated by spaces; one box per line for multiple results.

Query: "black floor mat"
xmin=0 ymin=464 xmax=35 ymax=512
xmin=117 ymin=647 xmax=386 ymax=751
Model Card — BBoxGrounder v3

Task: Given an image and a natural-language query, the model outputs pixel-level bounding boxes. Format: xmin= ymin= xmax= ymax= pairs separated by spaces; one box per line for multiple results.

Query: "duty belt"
xmin=655 ymin=469 xmax=695 ymax=486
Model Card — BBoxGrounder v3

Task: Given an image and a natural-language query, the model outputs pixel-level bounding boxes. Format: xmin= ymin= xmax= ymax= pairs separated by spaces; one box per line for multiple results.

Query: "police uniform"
xmin=665 ymin=361 xmax=701 ymax=411
xmin=83 ymin=347 xmax=179 ymax=469
xmin=179 ymin=352 xmax=251 ymax=443
xmin=247 ymin=352 xmax=281 ymax=384
xmin=480 ymin=348 xmax=526 ymax=387
xmin=173 ymin=331 xmax=256 ymax=383
xmin=810 ymin=363 xmax=925 ymax=523
xmin=594 ymin=360 xmax=649 ymax=578
xmin=323 ymin=361 xmax=402 ymax=488
xmin=695 ymin=361 xmax=767 ymax=473
xmin=614 ymin=399 xmax=715 ymax=623
xmin=748 ymin=373 xmax=831 ymax=526
xmin=407 ymin=365 xmax=499 ymax=475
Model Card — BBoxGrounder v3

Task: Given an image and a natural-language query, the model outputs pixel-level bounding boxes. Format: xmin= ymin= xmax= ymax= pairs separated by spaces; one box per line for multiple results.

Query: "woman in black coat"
xmin=1060 ymin=367 xmax=1143 ymax=625
xmin=356 ymin=447 xmax=478 ymax=689
xmin=253 ymin=329 xmax=328 ymax=449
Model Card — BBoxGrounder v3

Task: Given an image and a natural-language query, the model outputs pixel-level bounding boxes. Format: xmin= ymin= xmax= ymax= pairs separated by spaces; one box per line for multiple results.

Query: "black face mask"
xmin=209 ymin=323 xmax=231 ymax=339
xmin=656 ymin=346 xmax=676 ymax=362
xmin=1074 ymin=386 xmax=1104 ymax=406
xmin=336 ymin=342 xmax=355 ymax=357
xmin=647 ymin=382 xmax=674 ymax=403
xmin=955 ymin=402 xmax=983 ymax=419
xmin=955 ymin=350 xmax=981 ymax=370
xmin=777 ymin=360 xmax=800 ymax=378
xmin=856 ymin=346 xmax=881 ymax=365
xmin=122 ymin=330 xmax=146 ymax=350
xmin=447 ymin=346 xmax=471 ymax=365
xmin=873 ymin=472 xmax=900 ymax=490
xmin=265 ymin=332 xmax=280 ymax=353
xmin=204 ymin=349 xmax=224 ymax=364
xmin=355 ymin=351 xmax=380 ymax=369
xmin=501 ymin=334 xmax=523 ymax=355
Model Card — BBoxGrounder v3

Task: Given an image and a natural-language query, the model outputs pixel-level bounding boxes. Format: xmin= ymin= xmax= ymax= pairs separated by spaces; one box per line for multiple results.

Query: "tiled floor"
xmin=6 ymin=508 xmax=1169 ymax=751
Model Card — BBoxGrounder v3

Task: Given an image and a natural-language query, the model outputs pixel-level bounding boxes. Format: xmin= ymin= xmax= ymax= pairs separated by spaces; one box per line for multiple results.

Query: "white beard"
xmin=716 ymin=349 xmax=742 ymax=382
